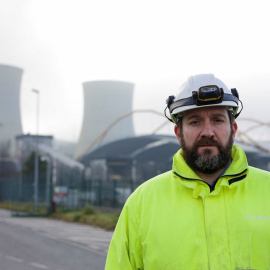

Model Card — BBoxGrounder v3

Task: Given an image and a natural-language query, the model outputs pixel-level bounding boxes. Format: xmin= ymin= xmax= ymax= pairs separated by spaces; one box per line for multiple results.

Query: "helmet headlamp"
xmin=192 ymin=85 xmax=224 ymax=106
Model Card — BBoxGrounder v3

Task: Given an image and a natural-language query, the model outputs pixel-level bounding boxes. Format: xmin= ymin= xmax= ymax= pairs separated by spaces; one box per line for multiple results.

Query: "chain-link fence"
xmin=0 ymin=173 xmax=143 ymax=214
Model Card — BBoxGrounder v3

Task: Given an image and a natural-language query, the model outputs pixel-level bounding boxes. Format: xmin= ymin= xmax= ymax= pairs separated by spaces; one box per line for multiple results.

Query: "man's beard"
xmin=180 ymin=132 xmax=234 ymax=174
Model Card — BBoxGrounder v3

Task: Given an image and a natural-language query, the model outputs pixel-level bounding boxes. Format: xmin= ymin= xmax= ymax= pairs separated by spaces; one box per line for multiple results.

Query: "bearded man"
xmin=105 ymin=74 xmax=270 ymax=270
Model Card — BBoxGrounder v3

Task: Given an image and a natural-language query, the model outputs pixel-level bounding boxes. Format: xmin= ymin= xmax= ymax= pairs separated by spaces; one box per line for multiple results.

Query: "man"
xmin=105 ymin=74 xmax=270 ymax=269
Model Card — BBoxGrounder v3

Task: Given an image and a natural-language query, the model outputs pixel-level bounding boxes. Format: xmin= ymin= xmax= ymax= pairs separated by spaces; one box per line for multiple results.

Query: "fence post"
xmin=113 ymin=180 xmax=117 ymax=207
xmin=88 ymin=179 xmax=92 ymax=204
xmin=98 ymin=180 xmax=102 ymax=206
xmin=130 ymin=178 xmax=134 ymax=193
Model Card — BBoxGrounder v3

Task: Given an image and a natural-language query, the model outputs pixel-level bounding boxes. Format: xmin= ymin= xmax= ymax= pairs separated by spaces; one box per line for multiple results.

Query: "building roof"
xmin=80 ymin=135 xmax=180 ymax=164
xmin=80 ymin=135 xmax=270 ymax=165
xmin=38 ymin=144 xmax=85 ymax=170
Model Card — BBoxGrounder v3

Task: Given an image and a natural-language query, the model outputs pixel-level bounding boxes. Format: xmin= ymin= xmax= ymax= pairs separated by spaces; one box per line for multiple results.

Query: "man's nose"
xmin=200 ymin=122 xmax=215 ymax=137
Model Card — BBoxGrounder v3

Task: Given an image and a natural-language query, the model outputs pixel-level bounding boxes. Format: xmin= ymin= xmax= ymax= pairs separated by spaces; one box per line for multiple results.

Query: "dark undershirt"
xmin=209 ymin=160 xmax=232 ymax=191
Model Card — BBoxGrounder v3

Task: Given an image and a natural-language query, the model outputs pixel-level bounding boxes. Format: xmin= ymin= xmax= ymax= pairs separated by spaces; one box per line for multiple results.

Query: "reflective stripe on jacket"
xmin=105 ymin=145 xmax=270 ymax=270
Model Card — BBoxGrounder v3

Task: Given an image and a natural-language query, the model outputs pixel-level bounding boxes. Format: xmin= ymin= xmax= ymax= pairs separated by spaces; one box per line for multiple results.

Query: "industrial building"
xmin=0 ymin=64 xmax=23 ymax=159
xmin=80 ymin=134 xmax=179 ymax=182
xmin=74 ymin=80 xmax=135 ymax=159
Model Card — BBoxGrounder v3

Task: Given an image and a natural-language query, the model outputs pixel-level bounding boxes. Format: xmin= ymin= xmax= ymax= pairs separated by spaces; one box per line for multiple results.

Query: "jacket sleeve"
xmin=105 ymin=198 xmax=143 ymax=270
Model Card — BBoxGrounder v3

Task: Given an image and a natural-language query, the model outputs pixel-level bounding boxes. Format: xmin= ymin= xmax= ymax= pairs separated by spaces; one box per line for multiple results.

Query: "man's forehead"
xmin=183 ymin=106 xmax=228 ymax=118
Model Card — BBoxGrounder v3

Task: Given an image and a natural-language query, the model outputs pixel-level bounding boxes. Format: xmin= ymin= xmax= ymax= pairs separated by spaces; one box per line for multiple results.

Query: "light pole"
xmin=32 ymin=89 xmax=39 ymax=211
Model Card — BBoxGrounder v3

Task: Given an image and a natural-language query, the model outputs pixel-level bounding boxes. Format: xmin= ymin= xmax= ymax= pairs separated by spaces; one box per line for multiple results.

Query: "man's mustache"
xmin=194 ymin=138 xmax=220 ymax=148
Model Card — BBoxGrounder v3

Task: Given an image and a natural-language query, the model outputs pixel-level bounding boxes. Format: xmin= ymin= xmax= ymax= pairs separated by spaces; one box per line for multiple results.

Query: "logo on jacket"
xmin=246 ymin=215 xmax=270 ymax=221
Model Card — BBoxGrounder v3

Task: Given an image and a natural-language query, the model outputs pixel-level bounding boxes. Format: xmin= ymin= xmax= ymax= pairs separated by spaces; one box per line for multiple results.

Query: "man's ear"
xmin=174 ymin=125 xmax=181 ymax=145
xmin=232 ymin=121 xmax=238 ymax=141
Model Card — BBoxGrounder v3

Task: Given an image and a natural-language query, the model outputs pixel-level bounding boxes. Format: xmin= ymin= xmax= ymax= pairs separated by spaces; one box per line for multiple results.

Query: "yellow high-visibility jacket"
xmin=105 ymin=145 xmax=270 ymax=270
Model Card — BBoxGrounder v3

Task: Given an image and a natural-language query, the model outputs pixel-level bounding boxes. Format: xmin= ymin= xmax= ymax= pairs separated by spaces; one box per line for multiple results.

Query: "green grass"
xmin=50 ymin=205 xmax=120 ymax=230
xmin=0 ymin=202 xmax=121 ymax=230
xmin=0 ymin=201 xmax=47 ymax=215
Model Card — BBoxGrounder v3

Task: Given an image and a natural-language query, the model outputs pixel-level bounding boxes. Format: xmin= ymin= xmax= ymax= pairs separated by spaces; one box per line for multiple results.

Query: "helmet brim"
xmin=171 ymin=101 xmax=238 ymax=115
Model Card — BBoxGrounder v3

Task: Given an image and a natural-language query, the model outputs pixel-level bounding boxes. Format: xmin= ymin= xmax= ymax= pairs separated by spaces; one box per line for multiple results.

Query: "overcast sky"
xmin=1 ymin=0 xmax=270 ymax=142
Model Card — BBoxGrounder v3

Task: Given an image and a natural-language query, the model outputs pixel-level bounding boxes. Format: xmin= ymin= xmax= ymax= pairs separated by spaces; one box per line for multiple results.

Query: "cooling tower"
xmin=75 ymin=81 xmax=135 ymax=159
xmin=0 ymin=64 xmax=23 ymax=159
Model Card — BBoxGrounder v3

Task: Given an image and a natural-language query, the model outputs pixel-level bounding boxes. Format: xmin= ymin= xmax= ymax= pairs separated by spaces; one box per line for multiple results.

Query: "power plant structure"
xmin=74 ymin=80 xmax=135 ymax=160
xmin=0 ymin=64 xmax=23 ymax=159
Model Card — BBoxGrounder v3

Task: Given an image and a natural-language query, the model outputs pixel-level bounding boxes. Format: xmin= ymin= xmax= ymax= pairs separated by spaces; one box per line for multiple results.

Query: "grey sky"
xmin=0 ymin=0 xmax=269 ymax=142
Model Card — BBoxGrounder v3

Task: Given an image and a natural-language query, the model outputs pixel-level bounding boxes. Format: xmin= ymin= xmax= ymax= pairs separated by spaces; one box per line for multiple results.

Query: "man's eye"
xmin=190 ymin=121 xmax=200 ymax=125
xmin=214 ymin=119 xmax=224 ymax=123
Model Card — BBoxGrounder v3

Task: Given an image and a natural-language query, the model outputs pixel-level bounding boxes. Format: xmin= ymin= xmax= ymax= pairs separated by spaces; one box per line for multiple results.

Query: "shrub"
xmin=82 ymin=204 xmax=96 ymax=215
xmin=73 ymin=213 xmax=82 ymax=222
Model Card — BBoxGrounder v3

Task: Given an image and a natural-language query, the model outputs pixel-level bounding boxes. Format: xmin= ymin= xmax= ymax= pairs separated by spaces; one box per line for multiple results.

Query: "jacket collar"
xmin=223 ymin=145 xmax=248 ymax=176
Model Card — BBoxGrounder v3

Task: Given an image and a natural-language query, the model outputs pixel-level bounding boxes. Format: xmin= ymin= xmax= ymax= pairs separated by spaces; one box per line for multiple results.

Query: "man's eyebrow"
xmin=211 ymin=112 xmax=227 ymax=118
xmin=185 ymin=114 xmax=201 ymax=120
xmin=185 ymin=112 xmax=227 ymax=120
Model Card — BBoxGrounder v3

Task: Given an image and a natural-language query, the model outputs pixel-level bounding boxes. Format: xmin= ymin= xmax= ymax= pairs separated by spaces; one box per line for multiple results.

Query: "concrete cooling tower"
xmin=75 ymin=81 xmax=135 ymax=159
xmin=0 ymin=64 xmax=23 ymax=159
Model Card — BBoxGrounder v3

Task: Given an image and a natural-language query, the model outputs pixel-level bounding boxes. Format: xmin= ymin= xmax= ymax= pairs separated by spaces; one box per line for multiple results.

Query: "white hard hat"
xmin=165 ymin=74 xmax=242 ymax=123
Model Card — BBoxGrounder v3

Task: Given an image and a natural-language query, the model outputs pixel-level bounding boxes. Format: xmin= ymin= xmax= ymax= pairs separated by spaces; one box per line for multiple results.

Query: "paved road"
xmin=0 ymin=209 xmax=113 ymax=270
